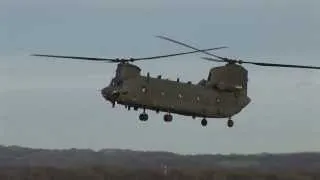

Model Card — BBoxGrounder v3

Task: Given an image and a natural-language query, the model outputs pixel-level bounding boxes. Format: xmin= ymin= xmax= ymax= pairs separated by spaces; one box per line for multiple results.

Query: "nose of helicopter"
xmin=101 ymin=87 xmax=120 ymax=102
xmin=243 ymin=96 xmax=251 ymax=107
xmin=101 ymin=87 xmax=109 ymax=99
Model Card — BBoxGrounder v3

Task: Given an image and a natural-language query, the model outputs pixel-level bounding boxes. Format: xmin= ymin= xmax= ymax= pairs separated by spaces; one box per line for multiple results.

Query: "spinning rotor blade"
xmin=156 ymin=35 xmax=228 ymax=63
xmin=157 ymin=35 xmax=320 ymax=70
xmin=31 ymin=54 xmax=119 ymax=62
xmin=202 ymin=57 xmax=320 ymax=69
xmin=132 ymin=46 xmax=227 ymax=60
xmin=31 ymin=46 xmax=227 ymax=63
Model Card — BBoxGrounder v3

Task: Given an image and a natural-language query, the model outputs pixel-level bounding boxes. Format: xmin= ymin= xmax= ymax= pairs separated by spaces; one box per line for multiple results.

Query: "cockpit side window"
xmin=116 ymin=80 xmax=123 ymax=87
xmin=110 ymin=78 xmax=123 ymax=87
xmin=110 ymin=79 xmax=115 ymax=87
xmin=207 ymin=72 xmax=212 ymax=81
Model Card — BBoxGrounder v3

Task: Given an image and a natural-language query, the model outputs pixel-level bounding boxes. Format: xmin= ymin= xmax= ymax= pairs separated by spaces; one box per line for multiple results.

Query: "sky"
xmin=1 ymin=0 xmax=320 ymax=155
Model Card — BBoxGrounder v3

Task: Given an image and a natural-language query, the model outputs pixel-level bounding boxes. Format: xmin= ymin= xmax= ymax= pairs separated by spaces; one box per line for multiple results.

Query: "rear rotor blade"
xmin=202 ymin=57 xmax=320 ymax=70
xmin=132 ymin=46 xmax=227 ymax=61
xmin=246 ymin=61 xmax=320 ymax=69
xmin=156 ymin=35 xmax=228 ymax=63
xmin=156 ymin=35 xmax=320 ymax=70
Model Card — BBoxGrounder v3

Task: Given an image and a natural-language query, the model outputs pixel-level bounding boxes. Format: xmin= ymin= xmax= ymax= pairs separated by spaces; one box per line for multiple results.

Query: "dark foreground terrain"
xmin=0 ymin=166 xmax=319 ymax=180
xmin=0 ymin=145 xmax=319 ymax=179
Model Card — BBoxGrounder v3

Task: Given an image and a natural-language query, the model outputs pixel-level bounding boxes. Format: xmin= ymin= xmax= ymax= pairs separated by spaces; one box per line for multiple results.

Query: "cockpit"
xmin=109 ymin=78 xmax=123 ymax=87
xmin=207 ymin=72 xmax=213 ymax=81
xmin=197 ymin=79 xmax=207 ymax=86
xmin=115 ymin=63 xmax=141 ymax=80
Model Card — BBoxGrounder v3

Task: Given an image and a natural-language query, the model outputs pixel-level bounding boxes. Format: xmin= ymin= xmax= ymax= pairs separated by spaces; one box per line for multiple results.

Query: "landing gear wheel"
xmin=164 ymin=113 xmax=173 ymax=122
xmin=227 ymin=119 xmax=234 ymax=128
xmin=201 ymin=118 xmax=207 ymax=127
xmin=139 ymin=113 xmax=148 ymax=121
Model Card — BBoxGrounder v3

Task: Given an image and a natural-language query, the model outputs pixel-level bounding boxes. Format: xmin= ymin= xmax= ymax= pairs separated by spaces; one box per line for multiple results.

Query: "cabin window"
xmin=141 ymin=86 xmax=147 ymax=93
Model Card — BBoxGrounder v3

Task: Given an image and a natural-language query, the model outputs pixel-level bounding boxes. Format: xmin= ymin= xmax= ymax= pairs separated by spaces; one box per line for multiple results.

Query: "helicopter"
xmin=31 ymin=35 xmax=320 ymax=128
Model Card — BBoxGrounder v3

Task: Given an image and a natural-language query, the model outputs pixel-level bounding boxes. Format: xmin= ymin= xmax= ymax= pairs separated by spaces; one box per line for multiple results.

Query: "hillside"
xmin=0 ymin=145 xmax=320 ymax=173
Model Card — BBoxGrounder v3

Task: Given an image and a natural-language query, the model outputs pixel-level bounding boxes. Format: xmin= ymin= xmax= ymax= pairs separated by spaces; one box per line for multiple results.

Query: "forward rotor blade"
xmin=202 ymin=57 xmax=320 ymax=70
xmin=31 ymin=54 xmax=119 ymax=62
xmin=156 ymin=35 xmax=228 ymax=63
xmin=201 ymin=57 xmax=225 ymax=63
xmin=31 ymin=46 xmax=227 ymax=63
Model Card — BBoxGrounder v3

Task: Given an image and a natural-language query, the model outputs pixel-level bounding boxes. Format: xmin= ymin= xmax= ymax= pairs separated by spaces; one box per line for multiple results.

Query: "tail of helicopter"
xmin=205 ymin=63 xmax=251 ymax=117
xmin=207 ymin=63 xmax=248 ymax=94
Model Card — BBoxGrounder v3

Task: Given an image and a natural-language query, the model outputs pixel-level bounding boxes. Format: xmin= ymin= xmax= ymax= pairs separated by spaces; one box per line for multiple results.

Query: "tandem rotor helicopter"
xmin=31 ymin=35 xmax=320 ymax=128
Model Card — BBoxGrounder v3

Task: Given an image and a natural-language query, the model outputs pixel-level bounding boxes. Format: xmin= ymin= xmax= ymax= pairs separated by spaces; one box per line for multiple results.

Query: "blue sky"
xmin=1 ymin=0 xmax=320 ymax=154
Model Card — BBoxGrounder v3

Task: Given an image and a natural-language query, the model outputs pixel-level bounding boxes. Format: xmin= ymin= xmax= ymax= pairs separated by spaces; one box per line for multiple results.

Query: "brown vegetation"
xmin=1 ymin=145 xmax=320 ymax=179
xmin=0 ymin=166 xmax=319 ymax=180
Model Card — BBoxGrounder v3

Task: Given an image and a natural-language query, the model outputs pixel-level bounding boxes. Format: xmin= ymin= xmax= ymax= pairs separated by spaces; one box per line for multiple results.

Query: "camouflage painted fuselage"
xmin=101 ymin=63 xmax=251 ymax=118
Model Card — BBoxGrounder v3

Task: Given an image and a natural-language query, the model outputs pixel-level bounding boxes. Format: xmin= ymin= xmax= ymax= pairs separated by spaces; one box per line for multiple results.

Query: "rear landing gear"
xmin=139 ymin=108 xmax=148 ymax=121
xmin=139 ymin=112 xmax=148 ymax=121
xmin=227 ymin=117 xmax=234 ymax=128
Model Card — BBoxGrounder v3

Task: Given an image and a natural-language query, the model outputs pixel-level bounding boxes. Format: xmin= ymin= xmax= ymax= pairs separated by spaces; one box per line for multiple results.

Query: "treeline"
xmin=1 ymin=145 xmax=320 ymax=172
xmin=0 ymin=166 xmax=319 ymax=180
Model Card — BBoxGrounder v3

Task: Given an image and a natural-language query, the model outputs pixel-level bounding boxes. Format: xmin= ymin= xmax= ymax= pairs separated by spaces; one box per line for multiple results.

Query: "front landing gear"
xmin=201 ymin=118 xmax=207 ymax=127
xmin=227 ymin=117 xmax=234 ymax=128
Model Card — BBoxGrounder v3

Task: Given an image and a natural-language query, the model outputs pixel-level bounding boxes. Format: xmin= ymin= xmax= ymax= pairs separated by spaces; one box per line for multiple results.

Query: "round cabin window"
xmin=141 ymin=86 xmax=147 ymax=93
